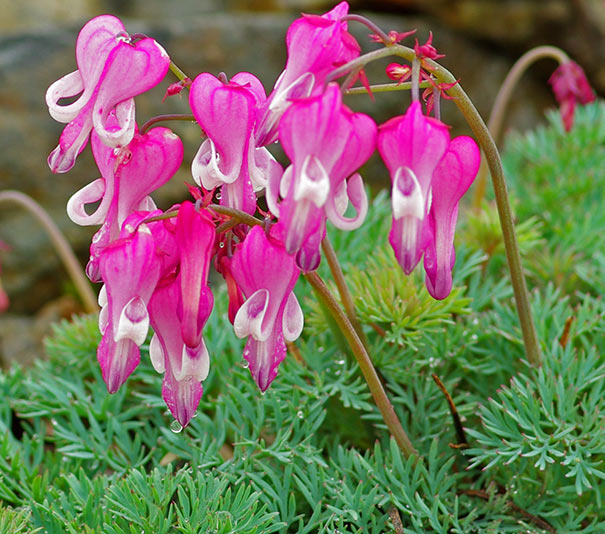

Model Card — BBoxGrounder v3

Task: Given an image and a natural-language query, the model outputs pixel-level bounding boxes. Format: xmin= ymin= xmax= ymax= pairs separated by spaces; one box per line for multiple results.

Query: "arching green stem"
xmin=0 ymin=190 xmax=97 ymax=314
xmin=169 ymin=61 xmax=190 ymax=83
xmin=139 ymin=114 xmax=196 ymax=135
xmin=472 ymin=46 xmax=569 ymax=208
xmin=321 ymin=235 xmax=368 ymax=349
xmin=328 ymin=44 xmax=542 ymax=367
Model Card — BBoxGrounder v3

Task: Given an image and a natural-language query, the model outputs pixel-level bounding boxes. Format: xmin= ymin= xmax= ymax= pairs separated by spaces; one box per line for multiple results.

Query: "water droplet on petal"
xmin=170 ymin=420 xmax=183 ymax=433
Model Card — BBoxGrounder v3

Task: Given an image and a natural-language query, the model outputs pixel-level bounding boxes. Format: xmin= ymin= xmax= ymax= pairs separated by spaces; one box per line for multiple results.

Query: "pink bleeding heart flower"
xmin=255 ymin=1 xmax=360 ymax=146
xmin=97 ymin=223 xmax=161 ymax=393
xmin=377 ymin=100 xmax=450 ymax=275
xmin=190 ymin=72 xmax=282 ymax=215
xmin=423 ymin=136 xmax=480 ymax=299
xmin=231 ymin=226 xmax=303 ymax=392
xmin=148 ymin=276 xmax=209 ymax=428
xmin=174 ymin=201 xmax=216 ymax=349
xmin=548 ymin=60 xmax=595 ymax=132
xmin=270 ymin=83 xmax=375 ymax=272
xmin=46 ymin=14 xmax=170 ymax=173
xmin=68 ymin=125 xmax=183 ymax=282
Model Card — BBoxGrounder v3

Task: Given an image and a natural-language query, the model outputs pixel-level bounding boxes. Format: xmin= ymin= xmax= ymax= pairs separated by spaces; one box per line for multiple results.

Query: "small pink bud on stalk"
xmin=548 ymin=60 xmax=595 ymax=131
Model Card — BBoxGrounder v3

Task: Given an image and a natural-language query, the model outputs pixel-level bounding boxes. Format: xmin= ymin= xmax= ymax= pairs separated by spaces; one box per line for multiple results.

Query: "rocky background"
xmin=1 ymin=0 xmax=604 ymax=365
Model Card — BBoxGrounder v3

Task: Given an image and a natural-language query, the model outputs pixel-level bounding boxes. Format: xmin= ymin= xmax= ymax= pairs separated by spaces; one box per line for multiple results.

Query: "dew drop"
xmin=296 ymin=410 xmax=304 ymax=419
xmin=219 ymin=242 xmax=225 ymax=248
xmin=335 ymin=359 xmax=345 ymax=366
xmin=170 ymin=420 xmax=183 ymax=433
xmin=215 ymin=192 xmax=222 ymax=200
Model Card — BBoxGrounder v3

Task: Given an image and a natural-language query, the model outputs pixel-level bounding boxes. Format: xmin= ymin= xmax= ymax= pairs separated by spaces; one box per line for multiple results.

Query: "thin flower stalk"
xmin=305 ymin=270 xmax=417 ymax=459
xmin=0 ymin=190 xmax=97 ymax=313
xmin=344 ymin=81 xmax=431 ymax=95
xmin=139 ymin=114 xmax=196 ymax=135
xmin=321 ymin=234 xmax=368 ymax=349
xmin=472 ymin=46 xmax=569 ymax=208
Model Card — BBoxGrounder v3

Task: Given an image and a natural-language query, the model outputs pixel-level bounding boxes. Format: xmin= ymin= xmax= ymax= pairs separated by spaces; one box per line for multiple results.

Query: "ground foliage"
xmin=0 ymin=102 xmax=603 ymax=532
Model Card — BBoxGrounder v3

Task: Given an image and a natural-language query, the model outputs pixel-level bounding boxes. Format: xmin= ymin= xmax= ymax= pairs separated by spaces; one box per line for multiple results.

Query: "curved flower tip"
xmin=424 ymin=136 xmax=480 ymax=300
xmin=149 ymin=279 xmax=210 ymax=427
xmin=162 ymin=373 xmax=203 ymax=427
xmin=231 ymin=226 xmax=302 ymax=391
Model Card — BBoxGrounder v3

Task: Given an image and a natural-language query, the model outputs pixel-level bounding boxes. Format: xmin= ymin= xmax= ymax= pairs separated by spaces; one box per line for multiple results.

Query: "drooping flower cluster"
xmin=45 ymin=3 xmax=483 ymax=426
xmin=378 ymin=101 xmax=480 ymax=299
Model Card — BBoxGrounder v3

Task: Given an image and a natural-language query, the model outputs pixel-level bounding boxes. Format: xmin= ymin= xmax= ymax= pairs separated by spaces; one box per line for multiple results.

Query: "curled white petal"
xmin=115 ymin=296 xmax=149 ymax=346
xmin=191 ymin=138 xmax=234 ymax=188
xmin=66 ymin=178 xmax=109 ymax=225
xmin=326 ymin=174 xmax=368 ymax=231
xmin=46 ymin=70 xmax=85 ymax=123
xmin=149 ymin=333 xmax=166 ymax=373
xmin=233 ymin=289 xmax=270 ymax=342
xmin=294 ymin=154 xmax=330 ymax=207
xmin=93 ymin=98 xmax=136 ymax=148
xmin=175 ymin=340 xmax=210 ymax=382
xmin=282 ymin=293 xmax=304 ymax=342
xmin=392 ymin=166 xmax=425 ymax=220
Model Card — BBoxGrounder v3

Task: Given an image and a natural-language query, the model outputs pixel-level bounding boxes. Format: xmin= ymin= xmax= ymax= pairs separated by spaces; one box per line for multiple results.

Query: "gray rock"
xmin=0 ymin=5 xmax=558 ymax=317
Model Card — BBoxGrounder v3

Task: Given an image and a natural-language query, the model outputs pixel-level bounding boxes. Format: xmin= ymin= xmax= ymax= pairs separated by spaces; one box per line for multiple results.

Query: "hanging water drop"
xmin=170 ymin=420 xmax=183 ymax=433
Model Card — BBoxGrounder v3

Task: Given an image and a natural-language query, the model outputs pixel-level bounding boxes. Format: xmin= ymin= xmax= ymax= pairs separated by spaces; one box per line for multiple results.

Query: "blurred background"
xmin=0 ymin=0 xmax=603 ymax=364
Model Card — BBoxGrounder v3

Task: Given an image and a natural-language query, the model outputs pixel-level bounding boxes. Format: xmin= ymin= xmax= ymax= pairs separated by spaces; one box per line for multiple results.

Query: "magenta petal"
xmin=114 ymin=127 xmax=184 ymax=228
xmin=231 ymin=226 xmax=302 ymax=391
xmin=190 ymin=72 xmax=259 ymax=214
xmin=190 ymin=73 xmax=255 ymax=180
xmin=162 ymin=370 xmax=204 ymax=427
xmin=378 ymin=101 xmax=451 ymax=274
xmin=175 ymin=202 xmax=215 ymax=348
xmin=243 ymin=330 xmax=286 ymax=392
xmin=279 ymin=84 xmax=349 ymax=170
xmin=230 ymin=71 xmax=267 ymax=106
xmin=97 ymin=228 xmax=161 ymax=391
xmin=97 ymin=333 xmax=140 ymax=394
xmin=256 ymin=2 xmax=359 ymax=145
xmin=149 ymin=279 xmax=208 ymax=427
xmin=424 ymin=136 xmax=480 ymax=299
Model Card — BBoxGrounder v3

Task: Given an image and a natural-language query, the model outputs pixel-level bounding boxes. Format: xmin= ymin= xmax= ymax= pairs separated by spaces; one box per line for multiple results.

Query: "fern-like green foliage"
xmin=0 ymin=101 xmax=603 ymax=533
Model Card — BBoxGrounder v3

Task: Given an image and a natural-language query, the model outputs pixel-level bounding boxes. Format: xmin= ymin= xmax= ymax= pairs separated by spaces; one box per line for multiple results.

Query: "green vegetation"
xmin=0 ymin=102 xmax=603 ymax=533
